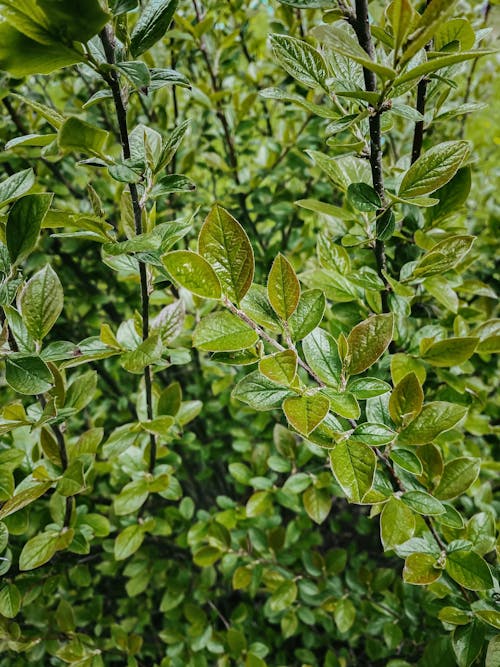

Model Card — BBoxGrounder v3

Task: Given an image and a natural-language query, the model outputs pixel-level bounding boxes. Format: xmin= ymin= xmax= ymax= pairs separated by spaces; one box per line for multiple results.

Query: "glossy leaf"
xmin=193 ymin=311 xmax=258 ymax=352
xmin=162 ymin=250 xmax=221 ymax=299
xmin=347 ymin=314 xmax=393 ymax=375
xmin=329 ymin=440 xmax=376 ymax=503
xmin=283 ymin=394 xmax=329 ymax=436
xmin=5 ymin=355 xmax=53 ymax=395
xmin=267 ymin=253 xmax=300 ymax=320
xmin=19 ymin=264 xmax=64 ymax=341
xmin=288 ymin=289 xmax=326 ymax=341
xmin=445 ymin=550 xmax=493 ymax=591
xmin=399 ymin=142 xmax=470 ymax=198
xmin=403 ymin=553 xmax=441 ymax=585
xmin=232 ymin=371 xmax=294 ymax=410
xmin=270 ymin=33 xmax=328 ymax=90
xmin=380 ymin=497 xmax=416 ymax=551
xmin=389 ymin=372 xmax=423 ymax=426
xmin=302 ymin=486 xmax=332 ymax=524
xmin=434 ymin=458 xmax=480 ymax=500
xmin=259 ymin=350 xmax=297 ymax=386
xmin=130 ymin=0 xmax=178 ymax=57
xmin=422 ymin=337 xmax=478 ymax=367
xmin=398 ymin=402 xmax=467 ymax=446
xmin=0 ymin=168 xmax=35 ymax=208
xmin=6 ymin=193 xmax=52 ymax=265
xmin=302 ymin=328 xmax=342 ymax=387
xmin=401 ymin=491 xmax=445 ymax=516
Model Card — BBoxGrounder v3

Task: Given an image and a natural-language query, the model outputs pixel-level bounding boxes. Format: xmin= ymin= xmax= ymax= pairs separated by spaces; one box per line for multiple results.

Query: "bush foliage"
xmin=0 ymin=0 xmax=498 ymax=665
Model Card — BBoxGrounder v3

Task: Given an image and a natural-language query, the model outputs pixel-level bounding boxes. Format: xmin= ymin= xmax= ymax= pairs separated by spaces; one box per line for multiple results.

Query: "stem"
xmin=352 ymin=0 xmax=390 ymax=312
xmin=410 ymin=76 xmax=428 ymax=163
xmin=99 ymin=27 xmax=157 ymax=473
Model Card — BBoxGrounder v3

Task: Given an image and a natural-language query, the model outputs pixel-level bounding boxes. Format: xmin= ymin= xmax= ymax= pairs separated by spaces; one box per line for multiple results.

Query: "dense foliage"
xmin=0 ymin=0 xmax=498 ymax=665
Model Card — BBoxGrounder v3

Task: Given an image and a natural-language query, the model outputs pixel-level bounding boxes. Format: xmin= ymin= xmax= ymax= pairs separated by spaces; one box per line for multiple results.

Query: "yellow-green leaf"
xmin=422 ymin=337 xmax=478 ymax=367
xmin=267 ymin=253 xmax=300 ymax=320
xmin=398 ymin=402 xmax=467 ymax=446
xmin=347 ymin=314 xmax=393 ymax=375
xmin=193 ymin=311 xmax=258 ymax=352
xmin=283 ymin=394 xmax=329 ymax=436
xmin=259 ymin=350 xmax=297 ymax=386
xmin=162 ymin=250 xmax=221 ymax=299
xmin=380 ymin=497 xmax=415 ymax=551
xmin=329 ymin=440 xmax=376 ymax=503
xmin=389 ymin=372 xmax=423 ymax=426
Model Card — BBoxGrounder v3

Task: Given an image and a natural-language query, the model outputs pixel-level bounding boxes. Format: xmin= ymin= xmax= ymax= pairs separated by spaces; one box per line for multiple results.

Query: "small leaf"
xmin=19 ymin=265 xmax=64 ymax=341
xmin=19 ymin=530 xmax=66 ymax=571
xmin=0 ymin=482 xmax=52 ymax=520
xmin=380 ymin=497 xmax=415 ymax=551
xmin=162 ymin=250 xmax=221 ymax=299
xmin=193 ymin=311 xmax=258 ymax=352
xmin=445 ymin=550 xmax=493 ymax=591
xmin=269 ymin=580 xmax=297 ymax=613
xmin=329 ymin=440 xmax=376 ymax=503
xmin=401 ymin=491 xmax=445 ymax=516
xmin=232 ymin=371 xmax=293 ymax=410
xmin=283 ymin=394 xmax=329 ymax=436
xmin=348 ymin=377 xmax=391 ymax=399
xmin=259 ymin=350 xmax=297 ymax=386
xmin=302 ymin=486 xmax=332 ymax=524
xmin=121 ymin=334 xmax=162 ymax=373
xmin=302 ymin=328 xmax=342 ymax=387
xmin=398 ymin=402 xmax=467 ymax=446
xmin=114 ymin=524 xmax=145 ymax=561
xmin=5 ymin=355 xmax=53 ymax=395
xmin=347 ymin=314 xmax=393 ymax=375
xmin=347 ymin=183 xmax=381 ymax=212
xmin=334 ymin=598 xmax=356 ymax=634
xmin=434 ymin=458 xmax=480 ymax=500
xmin=158 ymin=381 xmax=182 ymax=416
xmin=0 ymin=168 xmax=35 ymax=208
xmin=288 ymin=289 xmax=326 ymax=341
xmin=389 ymin=372 xmax=423 ymax=426
xmin=422 ymin=337 xmax=478 ymax=367
xmin=389 ymin=448 xmax=423 ymax=475
xmin=403 ymin=553 xmax=441 ymax=585
xmin=267 ymin=253 xmax=300 ymax=320
xmin=399 ymin=141 xmax=470 ymax=198
xmin=246 ymin=491 xmax=272 ymax=518
xmin=452 ymin=621 xmax=485 ymax=667
xmin=270 ymin=33 xmax=328 ymax=90
xmin=130 ymin=0 xmax=178 ymax=57
xmin=0 ymin=583 xmax=21 ymax=618
xmin=7 ymin=193 xmax=52 ymax=264
xmin=351 ymin=422 xmax=395 ymax=446
xmin=413 ymin=235 xmax=475 ymax=278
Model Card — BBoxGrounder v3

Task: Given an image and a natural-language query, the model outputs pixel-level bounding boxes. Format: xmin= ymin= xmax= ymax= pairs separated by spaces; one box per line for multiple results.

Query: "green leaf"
xmin=302 ymin=328 xmax=342 ymax=387
xmin=312 ymin=24 xmax=396 ymax=80
xmin=121 ymin=334 xmax=162 ymax=374
xmin=347 ymin=183 xmax=381 ymax=212
xmin=19 ymin=264 xmax=64 ymax=341
xmin=198 ymin=204 xmax=254 ymax=305
xmin=58 ymin=117 xmax=109 ymax=158
xmin=5 ymin=355 xmax=53 ymax=395
xmin=428 ymin=167 xmax=471 ymax=224
xmin=438 ymin=607 xmax=471 ymax=626
xmin=0 ymin=481 xmax=52 ymax=520
xmin=412 ymin=235 xmax=475 ymax=278
xmin=389 ymin=372 xmax=423 ymax=426
xmin=389 ymin=448 xmax=423 ymax=475
xmin=269 ymin=580 xmax=297 ymax=613
xmin=322 ymin=390 xmax=360 ymax=420
xmin=467 ymin=512 xmax=496 ymax=556
xmin=269 ymin=33 xmax=328 ymax=90
xmin=267 ymin=253 xmax=300 ymax=320
xmin=348 ymin=377 xmax=391 ymax=399
xmin=436 ymin=503 xmax=465 ymax=530
xmin=329 ymin=440 xmax=376 ymax=503
xmin=398 ymin=402 xmax=467 ymax=446
xmin=347 ymin=314 xmax=393 ymax=375
xmin=380 ymin=497 xmax=415 ymax=551
xmin=193 ymin=311 xmax=258 ymax=352
xmin=283 ymin=394 xmax=330 ymax=436
xmin=434 ymin=458 xmax=480 ymax=500
xmin=116 ymin=60 xmax=151 ymax=88
xmin=130 ymin=0 xmax=178 ymax=57
xmin=0 ymin=169 xmax=35 ymax=208
xmin=452 ymin=621 xmax=485 ymax=667
xmin=399 ymin=141 xmax=470 ymax=198
xmin=246 ymin=491 xmax=272 ymax=518
xmin=114 ymin=524 xmax=145 ymax=561
xmin=232 ymin=371 xmax=293 ymax=410
xmin=241 ymin=285 xmax=281 ymax=332
xmin=65 ymin=370 xmax=97 ymax=412
xmin=57 ymin=461 xmax=85 ymax=497
xmin=351 ymin=422 xmax=395 ymax=446
xmin=19 ymin=530 xmax=69 ymax=571
xmin=334 ymin=598 xmax=356 ymax=634
xmin=288 ymin=289 xmax=326 ymax=341
xmin=401 ymin=491 xmax=445 ymax=516
xmin=162 ymin=250 xmax=221 ymax=299
xmin=36 ymin=0 xmax=110 ymax=42
xmin=6 ymin=193 xmax=52 ymax=264
xmin=158 ymin=382 xmax=182 ymax=416
xmin=399 ymin=0 xmax=458 ymax=65
xmin=114 ymin=480 xmax=149 ymax=516
xmin=403 ymin=553 xmax=441 ymax=585
xmin=276 ymin=0 xmax=335 ymax=7
xmin=396 ymin=51 xmax=493 ymax=86
xmin=0 ymin=583 xmax=21 ymax=618
xmin=474 ymin=609 xmax=500 ymax=631
xmin=389 ymin=0 xmax=415 ymax=55
xmin=422 ymin=337 xmax=478 ymax=367
xmin=259 ymin=350 xmax=297 ymax=386
xmin=445 ymin=550 xmax=493 ymax=591
xmin=302 ymin=486 xmax=332 ymax=524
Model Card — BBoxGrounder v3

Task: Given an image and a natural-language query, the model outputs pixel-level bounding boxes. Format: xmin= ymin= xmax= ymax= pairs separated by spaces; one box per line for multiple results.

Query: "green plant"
xmin=0 ymin=1 xmax=498 ymax=666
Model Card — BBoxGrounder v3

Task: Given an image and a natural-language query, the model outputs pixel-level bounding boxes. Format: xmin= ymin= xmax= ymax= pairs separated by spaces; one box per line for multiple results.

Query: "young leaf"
xmin=399 ymin=0 xmax=457 ymax=65
xmin=270 ymin=33 xmax=329 ymax=90
xmin=445 ymin=550 xmax=493 ymax=591
xmin=232 ymin=371 xmax=294 ymax=410
xmin=19 ymin=265 xmax=64 ymax=341
xmin=380 ymin=497 xmax=415 ymax=551
xmin=398 ymin=402 xmax=467 ymax=446
xmin=193 ymin=311 xmax=258 ymax=352
xmin=399 ymin=142 xmax=470 ymax=199
xmin=121 ymin=334 xmax=163 ymax=373
xmin=241 ymin=285 xmax=282 ymax=332
xmin=403 ymin=553 xmax=441 ymax=585
xmin=130 ymin=0 xmax=178 ymax=57
xmin=389 ymin=0 xmax=415 ymax=55
xmin=389 ymin=372 xmax=424 ymax=426
xmin=267 ymin=253 xmax=300 ymax=320
xmin=198 ymin=204 xmax=254 ymax=305
xmin=158 ymin=382 xmax=182 ymax=416
xmin=329 ymin=440 xmax=376 ymax=503
xmin=283 ymin=394 xmax=330 ymax=435
xmin=434 ymin=458 xmax=481 ymax=500
xmin=302 ymin=328 xmax=342 ymax=387
xmin=347 ymin=314 xmax=393 ymax=375
xmin=5 ymin=355 xmax=53 ymax=395
xmin=422 ymin=337 xmax=478 ymax=367
xmin=259 ymin=350 xmax=297 ymax=386
xmin=389 ymin=448 xmax=423 ymax=475
xmin=412 ymin=235 xmax=475 ymax=278
xmin=288 ymin=289 xmax=326 ymax=341
xmin=351 ymin=422 xmax=395 ymax=447
xmin=162 ymin=250 xmax=221 ymax=299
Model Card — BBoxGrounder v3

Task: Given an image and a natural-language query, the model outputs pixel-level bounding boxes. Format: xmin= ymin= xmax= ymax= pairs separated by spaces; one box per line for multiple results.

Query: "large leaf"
xmin=162 ymin=250 xmax=221 ymax=299
xmin=0 ymin=168 xmax=35 ymax=208
xmin=434 ymin=458 xmax=480 ymax=500
xmin=198 ymin=204 xmax=254 ymax=305
xmin=347 ymin=314 xmax=393 ymax=375
xmin=329 ymin=440 xmax=376 ymax=503
xmin=288 ymin=289 xmax=326 ymax=341
xmin=401 ymin=491 xmax=445 ymax=516
xmin=389 ymin=372 xmax=423 ymax=426
xmin=19 ymin=530 xmax=71 ymax=571
xmin=422 ymin=337 xmax=478 ymax=367
xmin=445 ymin=550 xmax=493 ymax=591
xmin=130 ymin=0 xmax=178 ymax=57
xmin=399 ymin=0 xmax=458 ymax=64
xmin=5 ymin=355 xmax=53 ymax=395
xmin=270 ymin=33 xmax=328 ymax=90
xmin=58 ymin=117 xmax=110 ymax=158
xmin=399 ymin=142 xmax=470 ymax=198
xmin=114 ymin=524 xmax=145 ymax=561
xmin=412 ymin=235 xmax=475 ymax=278
xmin=0 ymin=481 xmax=53 ymax=520
xmin=380 ymin=497 xmax=415 ymax=551
xmin=193 ymin=311 xmax=258 ymax=352
xmin=267 ymin=253 xmax=300 ymax=320
xmin=19 ymin=265 xmax=64 ymax=341
xmin=302 ymin=328 xmax=342 ymax=387
xmin=283 ymin=394 xmax=330 ymax=435
xmin=232 ymin=371 xmax=293 ymax=410
xmin=398 ymin=402 xmax=467 ymax=446
xmin=403 ymin=553 xmax=441 ymax=585
xmin=6 ymin=193 xmax=52 ymax=264
xmin=259 ymin=350 xmax=297 ymax=386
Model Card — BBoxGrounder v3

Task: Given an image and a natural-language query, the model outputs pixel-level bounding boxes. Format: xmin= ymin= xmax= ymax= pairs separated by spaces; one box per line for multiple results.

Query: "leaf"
xmin=422 ymin=337 xmax=478 ymax=367
xmin=399 ymin=141 xmax=470 ymax=198
xmin=438 ymin=607 xmax=471 ymax=626
xmin=57 ymin=461 xmax=85 ymax=497
xmin=114 ymin=480 xmax=149 ymax=516
xmin=58 ymin=117 xmax=109 ymax=158
xmin=347 ymin=183 xmax=381 ymax=212
xmin=276 ymin=0 xmax=335 ymax=6
xmin=445 ymin=550 xmax=493 ymax=591
xmin=5 ymin=355 xmax=53 ymax=395
xmin=475 ymin=610 xmax=500 ymax=631
xmin=334 ymin=598 xmax=356 ymax=634
xmin=19 ymin=264 xmax=64 ymax=341
xmin=397 ymin=50 xmax=493 ymax=86
xmin=114 ymin=524 xmax=145 ymax=561
xmin=351 ymin=422 xmax=395 ymax=446
xmin=6 ymin=194 xmax=52 ymax=265
xmin=389 ymin=448 xmax=423 ymax=475
xmin=283 ymin=394 xmax=330 ymax=436
xmin=0 ymin=169 xmax=35 ymax=208
xmin=246 ymin=491 xmax=272 ymax=518
xmin=452 ymin=621 xmax=485 ymax=667
xmin=398 ymin=402 xmax=467 ymax=446
xmin=116 ymin=60 xmax=151 ymax=88
xmin=269 ymin=580 xmax=297 ymax=613
xmin=302 ymin=486 xmax=332 ymax=524
xmin=347 ymin=314 xmax=393 ymax=375
xmin=403 ymin=553 xmax=441 ymax=585
xmin=259 ymin=350 xmax=297 ymax=386
xmin=232 ymin=371 xmax=293 ymax=410
xmin=130 ymin=0 xmax=178 ymax=57
xmin=193 ymin=311 xmax=258 ymax=352
xmin=121 ymin=334 xmax=162 ymax=373
xmin=389 ymin=0 xmax=415 ymax=54
xmin=434 ymin=458 xmax=480 ymax=500
xmin=198 ymin=204 xmax=254 ymax=305
xmin=389 ymin=372 xmax=424 ymax=426
xmin=288 ymin=289 xmax=326 ymax=341
xmin=0 ymin=583 xmax=21 ymax=618
xmin=241 ymin=284 xmax=281 ymax=332
xmin=267 ymin=253 xmax=300 ymax=320
xmin=412 ymin=235 xmax=475 ymax=278
xmin=19 ymin=530 xmax=69 ymax=571
xmin=380 ymin=497 xmax=415 ymax=551
xmin=329 ymin=440 xmax=376 ymax=503
xmin=400 ymin=0 xmax=458 ymax=65
xmin=428 ymin=167 xmax=471 ymax=224
xmin=348 ymin=377 xmax=391 ymax=399
xmin=158 ymin=382 xmax=182 ymax=416
xmin=162 ymin=250 xmax=221 ymax=299
xmin=312 ymin=24 xmax=396 ymax=80
xmin=36 ymin=0 xmax=110 ymax=42
xmin=269 ymin=33 xmax=328 ymax=90
xmin=0 ymin=481 xmax=52 ymax=520
xmin=302 ymin=328 xmax=342 ymax=387
xmin=401 ymin=491 xmax=445 ymax=516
